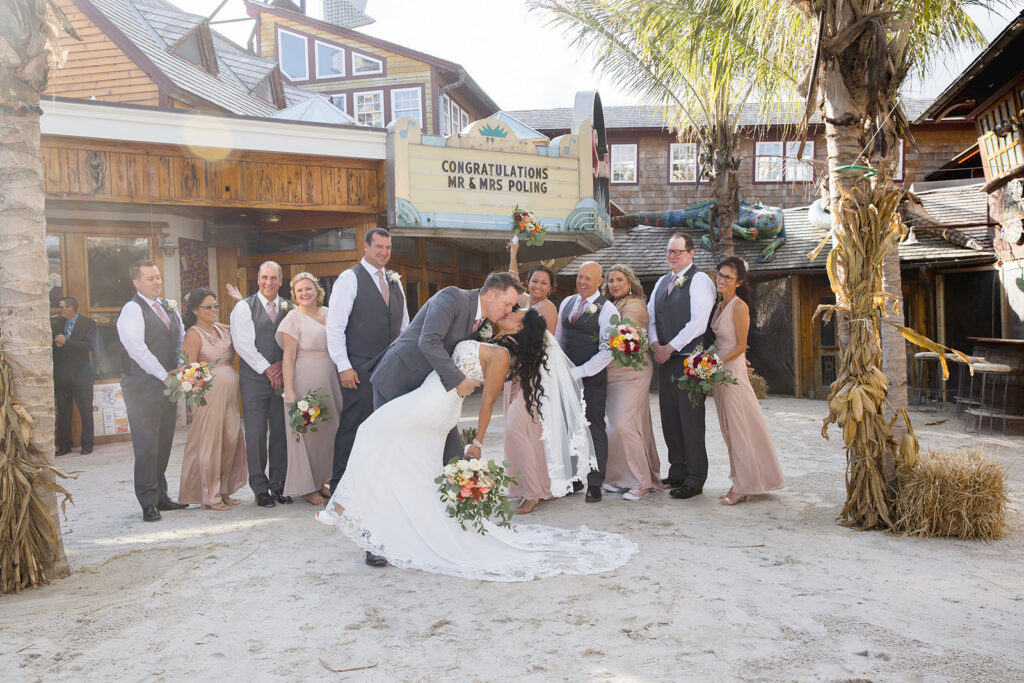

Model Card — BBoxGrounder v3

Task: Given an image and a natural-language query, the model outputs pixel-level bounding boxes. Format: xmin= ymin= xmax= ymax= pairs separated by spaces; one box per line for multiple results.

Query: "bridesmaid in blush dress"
xmin=710 ymin=257 xmax=784 ymax=506
xmin=600 ymin=265 xmax=663 ymax=501
xmin=178 ymin=288 xmax=247 ymax=511
xmin=277 ymin=273 xmax=343 ymax=506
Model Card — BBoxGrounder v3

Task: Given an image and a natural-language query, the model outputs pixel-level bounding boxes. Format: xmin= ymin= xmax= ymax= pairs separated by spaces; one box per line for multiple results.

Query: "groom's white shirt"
xmin=646 ymin=263 xmax=716 ymax=351
xmin=555 ymin=291 xmax=616 ymax=380
xmin=230 ymin=290 xmax=283 ymax=375
xmin=116 ymin=291 xmax=185 ymax=381
xmin=326 ymin=258 xmax=410 ymax=373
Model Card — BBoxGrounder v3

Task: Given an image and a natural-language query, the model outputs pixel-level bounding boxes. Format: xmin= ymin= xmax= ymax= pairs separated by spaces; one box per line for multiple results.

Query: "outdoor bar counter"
xmin=968 ymin=337 xmax=1024 ymax=435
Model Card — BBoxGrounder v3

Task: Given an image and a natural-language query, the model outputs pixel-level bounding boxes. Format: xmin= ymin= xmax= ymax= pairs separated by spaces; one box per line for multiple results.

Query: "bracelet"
xmin=472 ymin=438 xmax=483 ymax=448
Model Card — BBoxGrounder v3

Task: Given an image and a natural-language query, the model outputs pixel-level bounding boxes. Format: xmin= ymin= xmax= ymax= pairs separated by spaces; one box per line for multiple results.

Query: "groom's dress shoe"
xmin=55 ymin=446 xmax=71 ymax=457
xmin=567 ymin=481 xmax=584 ymax=495
xmin=661 ymin=477 xmax=685 ymax=488
xmin=669 ymin=485 xmax=703 ymax=500
xmin=272 ymin=491 xmax=293 ymax=505
xmin=256 ymin=492 xmax=276 ymax=507
xmin=142 ymin=505 xmax=161 ymax=522
xmin=365 ymin=552 xmax=387 ymax=567
xmin=585 ymin=486 xmax=602 ymax=503
xmin=157 ymin=497 xmax=187 ymax=511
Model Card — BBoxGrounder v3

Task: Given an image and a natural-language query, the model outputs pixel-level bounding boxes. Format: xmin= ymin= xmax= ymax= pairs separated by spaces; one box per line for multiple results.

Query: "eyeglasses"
xmin=199 ymin=304 xmax=220 ymax=310
xmin=667 ymin=249 xmax=691 ymax=257
xmin=716 ymin=273 xmax=736 ymax=282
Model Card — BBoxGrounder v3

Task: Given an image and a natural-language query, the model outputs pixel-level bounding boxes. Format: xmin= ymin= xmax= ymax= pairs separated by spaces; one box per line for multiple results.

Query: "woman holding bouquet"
xmin=178 ymin=287 xmax=247 ymax=511
xmin=277 ymin=273 xmax=342 ymax=505
xmin=600 ymin=265 xmax=663 ymax=501
xmin=710 ymin=257 xmax=784 ymax=505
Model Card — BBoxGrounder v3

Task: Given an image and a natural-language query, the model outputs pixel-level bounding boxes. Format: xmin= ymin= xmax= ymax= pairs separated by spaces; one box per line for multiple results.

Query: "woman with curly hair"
xmin=315 ymin=308 xmax=633 ymax=581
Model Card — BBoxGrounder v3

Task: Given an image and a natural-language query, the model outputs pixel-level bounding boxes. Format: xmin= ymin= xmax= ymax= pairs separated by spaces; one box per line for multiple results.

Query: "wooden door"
xmin=811 ymin=284 xmax=840 ymax=399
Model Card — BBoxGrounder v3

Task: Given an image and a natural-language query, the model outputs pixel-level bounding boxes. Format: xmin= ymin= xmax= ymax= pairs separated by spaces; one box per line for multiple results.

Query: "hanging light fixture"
xmin=903 ymin=226 xmax=920 ymax=246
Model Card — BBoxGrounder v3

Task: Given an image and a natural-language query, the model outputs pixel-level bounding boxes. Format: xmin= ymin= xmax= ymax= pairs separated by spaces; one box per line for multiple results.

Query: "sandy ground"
xmin=1 ymin=395 xmax=1022 ymax=682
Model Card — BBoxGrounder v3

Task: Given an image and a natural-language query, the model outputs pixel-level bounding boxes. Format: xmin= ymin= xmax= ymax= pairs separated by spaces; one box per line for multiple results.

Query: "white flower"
xmin=457 ymin=459 xmax=472 ymax=471
xmin=387 ymin=270 xmax=401 ymax=283
xmin=469 ymin=459 xmax=483 ymax=471
xmin=297 ymin=400 xmax=309 ymax=412
xmin=446 ymin=491 xmax=458 ymax=502
xmin=181 ymin=381 xmax=193 ymax=392
xmin=478 ymin=321 xmax=494 ymax=340
xmin=280 ymin=300 xmax=290 ymax=311
xmin=162 ymin=298 xmax=178 ymax=312
xmin=586 ymin=303 xmax=598 ymax=316
xmin=674 ymin=275 xmax=689 ymax=288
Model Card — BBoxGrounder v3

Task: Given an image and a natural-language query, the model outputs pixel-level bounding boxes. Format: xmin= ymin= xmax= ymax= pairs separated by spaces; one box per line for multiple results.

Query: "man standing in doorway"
xmin=53 ymin=296 xmax=98 ymax=456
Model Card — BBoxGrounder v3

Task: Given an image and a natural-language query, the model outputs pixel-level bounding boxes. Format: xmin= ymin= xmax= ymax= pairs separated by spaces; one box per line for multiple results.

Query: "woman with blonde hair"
xmin=276 ymin=272 xmax=343 ymax=505
xmin=600 ymin=264 xmax=663 ymax=501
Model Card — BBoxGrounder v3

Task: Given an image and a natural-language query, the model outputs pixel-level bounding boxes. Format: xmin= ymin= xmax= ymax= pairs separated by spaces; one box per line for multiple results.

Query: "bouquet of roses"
xmin=673 ymin=344 xmax=737 ymax=406
xmin=287 ymin=389 xmax=331 ymax=441
xmin=511 ymin=205 xmax=546 ymax=247
xmin=599 ymin=314 xmax=649 ymax=370
xmin=164 ymin=361 xmax=214 ymax=407
xmin=435 ymin=456 xmax=518 ymax=535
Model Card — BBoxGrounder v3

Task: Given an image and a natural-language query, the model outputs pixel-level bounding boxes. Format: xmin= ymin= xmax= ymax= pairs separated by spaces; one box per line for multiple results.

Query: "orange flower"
xmin=683 ymin=358 xmax=690 ymax=367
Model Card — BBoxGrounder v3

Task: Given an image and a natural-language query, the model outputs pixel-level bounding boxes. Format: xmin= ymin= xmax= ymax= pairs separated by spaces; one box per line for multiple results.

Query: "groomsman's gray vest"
xmin=123 ymin=293 xmax=180 ymax=378
xmin=560 ymin=294 xmax=608 ymax=368
xmin=346 ymin=265 xmax=405 ymax=372
xmin=239 ymin=293 xmax=285 ymax=381
xmin=654 ymin=269 xmax=712 ymax=355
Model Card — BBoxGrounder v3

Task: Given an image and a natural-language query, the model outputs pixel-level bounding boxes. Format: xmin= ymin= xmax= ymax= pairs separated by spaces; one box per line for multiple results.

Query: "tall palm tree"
xmin=0 ymin=0 xmax=78 ymax=591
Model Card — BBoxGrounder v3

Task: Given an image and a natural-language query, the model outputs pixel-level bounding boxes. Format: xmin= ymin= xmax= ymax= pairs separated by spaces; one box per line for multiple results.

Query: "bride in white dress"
xmin=316 ymin=308 xmax=636 ymax=581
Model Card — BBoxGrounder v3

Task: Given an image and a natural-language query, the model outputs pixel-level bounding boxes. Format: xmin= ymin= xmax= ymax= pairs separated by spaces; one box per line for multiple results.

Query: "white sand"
xmin=1 ymin=396 xmax=1021 ymax=681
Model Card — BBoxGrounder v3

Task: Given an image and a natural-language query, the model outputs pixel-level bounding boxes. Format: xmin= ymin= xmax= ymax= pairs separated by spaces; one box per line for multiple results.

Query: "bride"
xmin=315 ymin=308 xmax=636 ymax=581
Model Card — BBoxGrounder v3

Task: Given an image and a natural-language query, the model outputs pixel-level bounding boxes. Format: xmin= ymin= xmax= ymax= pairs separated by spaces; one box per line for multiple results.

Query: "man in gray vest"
xmin=116 ymin=259 xmax=187 ymax=522
xmin=326 ymin=228 xmax=408 ymax=495
xmin=556 ymin=261 xmax=617 ymax=503
xmin=230 ymin=261 xmax=291 ymax=508
xmin=648 ymin=232 xmax=716 ymax=500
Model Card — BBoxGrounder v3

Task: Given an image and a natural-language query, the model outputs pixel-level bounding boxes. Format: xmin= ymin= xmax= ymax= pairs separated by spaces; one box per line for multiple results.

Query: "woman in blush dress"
xmin=277 ymin=273 xmax=343 ymax=506
xmin=710 ymin=257 xmax=784 ymax=506
xmin=504 ymin=238 xmax=564 ymax=514
xmin=178 ymin=287 xmax=247 ymax=511
xmin=600 ymin=265 xmax=663 ymax=501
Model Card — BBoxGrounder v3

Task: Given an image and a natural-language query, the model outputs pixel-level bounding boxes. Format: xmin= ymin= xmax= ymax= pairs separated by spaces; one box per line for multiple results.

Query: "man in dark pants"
xmin=229 ymin=261 xmax=291 ymax=508
xmin=116 ymin=260 xmax=187 ymax=522
xmin=52 ymin=296 xmax=97 ymax=455
xmin=648 ymin=232 xmax=716 ymax=500
xmin=555 ymin=261 xmax=617 ymax=503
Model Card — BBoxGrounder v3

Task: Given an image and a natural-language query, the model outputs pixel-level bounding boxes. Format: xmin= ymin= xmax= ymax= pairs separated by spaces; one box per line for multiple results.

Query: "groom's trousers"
xmin=658 ymin=357 xmax=708 ymax=488
xmin=121 ymin=374 xmax=177 ymax=509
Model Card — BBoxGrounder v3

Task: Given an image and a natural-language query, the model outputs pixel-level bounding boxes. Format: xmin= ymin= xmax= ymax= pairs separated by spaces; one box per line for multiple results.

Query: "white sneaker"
xmin=622 ymin=488 xmax=650 ymax=501
xmin=602 ymin=483 xmax=628 ymax=494
xmin=315 ymin=507 xmax=339 ymax=526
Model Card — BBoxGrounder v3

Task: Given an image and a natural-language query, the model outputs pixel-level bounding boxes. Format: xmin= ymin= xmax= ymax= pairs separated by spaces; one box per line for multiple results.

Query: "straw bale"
xmin=893 ymin=449 xmax=1009 ymax=540
xmin=749 ymin=372 xmax=769 ymax=400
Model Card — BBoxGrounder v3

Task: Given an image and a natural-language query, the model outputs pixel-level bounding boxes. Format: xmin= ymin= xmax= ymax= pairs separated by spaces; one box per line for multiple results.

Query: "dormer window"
xmin=171 ymin=21 xmax=218 ymax=75
xmin=252 ymin=66 xmax=286 ymax=108
xmin=278 ymin=28 xmax=308 ymax=81
xmin=351 ymin=52 xmax=383 ymax=76
xmin=315 ymin=41 xmax=345 ymax=79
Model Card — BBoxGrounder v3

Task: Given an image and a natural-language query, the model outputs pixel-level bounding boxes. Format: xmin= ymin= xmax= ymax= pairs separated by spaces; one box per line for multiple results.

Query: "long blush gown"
xmin=710 ymin=296 xmax=784 ymax=496
xmin=276 ymin=308 xmax=343 ymax=498
xmin=178 ymin=323 xmax=247 ymax=506
xmin=604 ymin=297 xmax=664 ymax=493
xmin=504 ymin=379 xmax=553 ymax=500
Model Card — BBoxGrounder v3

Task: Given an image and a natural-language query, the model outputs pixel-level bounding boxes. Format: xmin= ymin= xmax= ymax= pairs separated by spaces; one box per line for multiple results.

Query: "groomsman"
xmin=116 ymin=260 xmax=187 ymax=522
xmin=556 ymin=261 xmax=616 ymax=503
xmin=230 ymin=261 xmax=291 ymax=508
xmin=52 ymin=296 xmax=97 ymax=455
xmin=326 ymin=228 xmax=409 ymax=495
xmin=648 ymin=232 xmax=716 ymax=500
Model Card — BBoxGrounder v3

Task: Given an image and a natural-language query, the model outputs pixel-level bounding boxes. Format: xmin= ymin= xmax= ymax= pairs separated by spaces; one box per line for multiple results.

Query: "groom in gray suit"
xmin=370 ymin=271 xmax=523 ymax=465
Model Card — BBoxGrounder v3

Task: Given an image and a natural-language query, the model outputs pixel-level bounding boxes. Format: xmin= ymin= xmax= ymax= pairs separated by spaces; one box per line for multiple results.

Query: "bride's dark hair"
xmin=498 ymin=308 xmax=548 ymax=418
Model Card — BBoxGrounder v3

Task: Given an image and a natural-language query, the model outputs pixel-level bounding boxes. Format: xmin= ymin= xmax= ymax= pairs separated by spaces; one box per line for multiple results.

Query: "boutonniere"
xmin=279 ymin=300 xmax=291 ymax=312
xmin=477 ymin=321 xmax=494 ymax=340
xmin=674 ymin=274 xmax=689 ymax=289
xmin=585 ymin=303 xmax=599 ymax=317
xmin=161 ymin=298 xmax=178 ymax=314
xmin=387 ymin=270 xmax=401 ymax=284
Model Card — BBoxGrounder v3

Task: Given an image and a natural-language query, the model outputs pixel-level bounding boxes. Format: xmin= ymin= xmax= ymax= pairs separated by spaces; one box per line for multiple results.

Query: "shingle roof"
xmin=560 ymin=182 xmax=994 ymax=278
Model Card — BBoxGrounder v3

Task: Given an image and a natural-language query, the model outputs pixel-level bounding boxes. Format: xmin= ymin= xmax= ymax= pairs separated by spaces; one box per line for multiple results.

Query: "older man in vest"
xmin=556 ymin=261 xmax=617 ymax=503
xmin=230 ymin=261 xmax=292 ymax=508
xmin=117 ymin=260 xmax=187 ymax=522
xmin=648 ymin=232 xmax=716 ymax=500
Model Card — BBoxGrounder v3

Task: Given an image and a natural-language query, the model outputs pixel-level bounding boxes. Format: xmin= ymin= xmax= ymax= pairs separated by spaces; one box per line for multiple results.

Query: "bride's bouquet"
xmin=288 ymin=389 xmax=331 ymax=441
xmin=598 ymin=314 xmax=649 ymax=370
xmin=435 ymin=456 xmax=518 ymax=535
xmin=164 ymin=361 xmax=214 ymax=407
xmin=511 ymin=205 xmax=546 ymax=247
xmin=673 ymin=344 xmax=737 ymax=406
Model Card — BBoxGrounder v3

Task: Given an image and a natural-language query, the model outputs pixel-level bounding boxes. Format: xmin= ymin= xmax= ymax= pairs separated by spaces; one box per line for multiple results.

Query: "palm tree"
xmin=0 ymin=0 xmax=78 ymax=592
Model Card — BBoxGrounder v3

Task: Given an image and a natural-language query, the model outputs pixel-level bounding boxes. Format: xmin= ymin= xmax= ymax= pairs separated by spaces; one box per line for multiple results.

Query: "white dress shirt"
xmin=647 ymin=264 xmax=717 ymax=351
xmin=116 ymin=292 xmax=185 ymax=381
xmin=555 ymin=291 xmax=616 ymax=380
xmin=230 ymin=291 xmax=284 ymax=375
xmin=326 ymin=259 xmax=410 ymax=373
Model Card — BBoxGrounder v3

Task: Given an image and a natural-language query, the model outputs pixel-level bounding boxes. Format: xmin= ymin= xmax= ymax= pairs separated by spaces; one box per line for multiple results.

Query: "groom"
xmin=648 ymin=232 xmax=716 ymax=500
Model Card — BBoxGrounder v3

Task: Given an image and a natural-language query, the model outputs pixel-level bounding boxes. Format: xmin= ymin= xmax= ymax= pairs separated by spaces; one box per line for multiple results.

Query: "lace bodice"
xmin=452 ymin=340 xmax=486 ymax=383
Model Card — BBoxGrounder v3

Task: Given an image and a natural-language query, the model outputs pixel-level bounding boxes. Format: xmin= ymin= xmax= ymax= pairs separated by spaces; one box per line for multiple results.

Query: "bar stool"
xmin=946 ymin=353 xmax=986 ymax=409
xmin=911 ymin=352 xmax=941 ymax=407
xmin=967 ymin=362 xmax=1012 ymax=435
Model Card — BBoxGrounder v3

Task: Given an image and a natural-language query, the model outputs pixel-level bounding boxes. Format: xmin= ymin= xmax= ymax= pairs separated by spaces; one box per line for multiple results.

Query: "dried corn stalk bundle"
xmin=0 ymin=352 xmax=74 ymax=593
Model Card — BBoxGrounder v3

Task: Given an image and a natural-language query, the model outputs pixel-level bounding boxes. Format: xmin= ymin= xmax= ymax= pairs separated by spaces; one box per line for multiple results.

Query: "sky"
xmin=174 ymin=0 xmax=1023 ymax=110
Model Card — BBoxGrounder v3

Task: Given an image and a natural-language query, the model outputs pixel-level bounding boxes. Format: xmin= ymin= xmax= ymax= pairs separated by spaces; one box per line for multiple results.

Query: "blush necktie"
xmin=570 ymin=296 xmax=587 ymax=324
xmin=266 ymin=299 xmax=277 ymax=323
xmin=377 ymin=269 xmax=390 ymax=306
xmin=152 ymin=302 xmax=171 ymax=329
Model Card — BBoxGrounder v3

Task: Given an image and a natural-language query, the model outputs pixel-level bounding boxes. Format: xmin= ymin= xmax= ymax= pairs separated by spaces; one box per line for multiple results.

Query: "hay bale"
xmin=893 ymin=449 xmax=1009 ymax=540
xmin=749 ymin=372 xmax=769 ymax=400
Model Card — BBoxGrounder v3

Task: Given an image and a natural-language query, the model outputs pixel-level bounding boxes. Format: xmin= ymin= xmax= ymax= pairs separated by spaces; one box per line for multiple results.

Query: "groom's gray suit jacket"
xmin=369 ymin=286 xmax=479 ymax=402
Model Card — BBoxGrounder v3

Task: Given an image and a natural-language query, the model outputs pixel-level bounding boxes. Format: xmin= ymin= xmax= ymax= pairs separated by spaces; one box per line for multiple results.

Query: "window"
xmin=610 ymin=144 xmax=637 ymax=183
xmin=330 ymin=93 xmax=347 ymax=113
xmin=278 ymin=29 xmax=308 ymax=81
xmin=425 ymin=241 xmax=453 ymax=265
xmin=391 ymin=87 xmax=422 ymax=128
xmin=315 ymin=41 xmax=345 ymax=79
xmin=755 ymin=141 xmax=814 ymax=182
xmin=354 ymin=90 xmax=384 ymax=127
xmin=174 ymin=32 xmax=204 ymax=67
xmin=352 ymin=52 xmax=383 ymax=76
xmin=755 ymin=141 xmax=783 ymax=182
xmin=784 ymin=141 xmax=814 ymax=182
xmin=669 ymin=142 xmax=698 ymax=183
xmin=978 ymin=94 xmax=1024 ymax=179
xmin=86 ymin=236 xmax=152 ymax=309
xmin=441 ymin=94 xmax=452 ymax=135
xmin=47 ymin=234 xmax=63 ymax=308
xmin=461 ymin=109 xmax=470 ymax=131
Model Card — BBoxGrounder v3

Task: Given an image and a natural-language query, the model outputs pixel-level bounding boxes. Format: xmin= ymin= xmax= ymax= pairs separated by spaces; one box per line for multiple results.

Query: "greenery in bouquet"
xmin=673 ymin=344 xmax=737 ymax=406
xmin=435 ymin=456 xmax=518 ymax=535
xmin=288 ymin=389 xmax=331 ymax=441
xmin=163 ymin=360 xmax=214 ymax=407
xmin=598 ymin=314 xmax=649 ymax=370
xmin=511 ymin=205 xmax=546 ymax=247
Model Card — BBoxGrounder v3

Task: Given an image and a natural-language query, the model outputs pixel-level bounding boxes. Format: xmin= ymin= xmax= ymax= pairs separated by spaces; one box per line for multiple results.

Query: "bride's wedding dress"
xmin=316 ymin=340 xmax=636 ymax=581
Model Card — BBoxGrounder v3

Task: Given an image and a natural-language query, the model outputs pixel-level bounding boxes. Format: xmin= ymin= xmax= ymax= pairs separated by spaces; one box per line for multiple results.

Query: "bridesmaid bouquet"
xmin=435 ymin=456 xmax=519 ymax=535
xmin=673 ymin=345 xmax=737 ymax=406
xmin=511 ymin=205 xmax=546 ymax=247
xmin=599 ymin=314 xmax=649 ymax=370
xmin=288 ymin=389 xmax=331 ymax=441
xmin=164 ymin=361 xmax=214 ymax=407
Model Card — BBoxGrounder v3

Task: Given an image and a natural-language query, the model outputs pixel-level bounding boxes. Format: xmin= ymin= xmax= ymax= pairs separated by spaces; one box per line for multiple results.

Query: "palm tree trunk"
xmin=881 ymin=249 xmax=908 ymax=443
